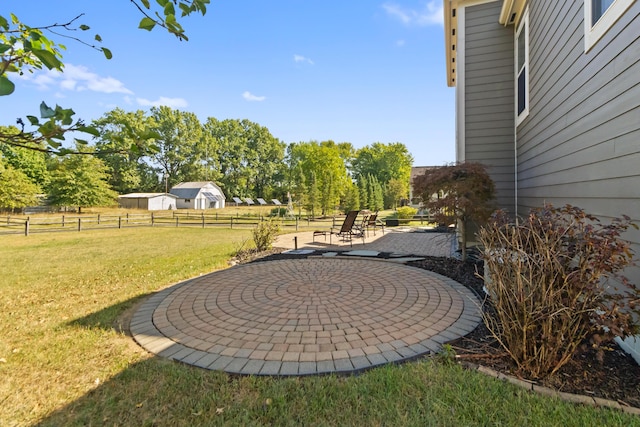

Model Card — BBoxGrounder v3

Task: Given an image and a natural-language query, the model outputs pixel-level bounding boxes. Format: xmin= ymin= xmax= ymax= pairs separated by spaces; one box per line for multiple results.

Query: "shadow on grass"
xmin=67 ymin=293 xmax=151 ymax=335
xmin=34 ymin=357 xmax=239 ymax=426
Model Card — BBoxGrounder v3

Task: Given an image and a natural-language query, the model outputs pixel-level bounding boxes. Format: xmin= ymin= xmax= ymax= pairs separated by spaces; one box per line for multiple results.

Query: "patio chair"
xmin=313 ymin=210 xmax=364 ymax=247
xmin=364 ymin=211 xmax=384 ymax=236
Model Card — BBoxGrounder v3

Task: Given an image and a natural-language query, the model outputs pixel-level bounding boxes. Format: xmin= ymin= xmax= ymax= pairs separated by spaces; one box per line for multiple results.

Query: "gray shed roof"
xmin=170 ymin=188 xmax=201 ymax=199
xmin=119 ymin=193 xmax=177 ymax=199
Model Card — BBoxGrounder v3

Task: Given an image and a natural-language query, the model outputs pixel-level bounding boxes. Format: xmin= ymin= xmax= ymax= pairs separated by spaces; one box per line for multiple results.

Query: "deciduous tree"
xmin=413 ymin=162 xmax=496 ymax=261
xmin=47 ymin=146 xmax=117 ymax=212
xmin=352 ymin=142 xmax=413 ymax=207
xmin=0 ymin=159 xmax=40 ymax=211
xmin=1 ymin=2 xmax=209 ymax=153
xmin=93 ymin=109 xmax=159 ymax=193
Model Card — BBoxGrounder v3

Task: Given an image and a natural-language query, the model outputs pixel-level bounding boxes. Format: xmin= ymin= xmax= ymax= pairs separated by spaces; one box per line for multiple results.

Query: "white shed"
xmin=118 ymin=193 xmax=178 ymax=210
xmin=170 ymin=182 xmax=226 ymax=209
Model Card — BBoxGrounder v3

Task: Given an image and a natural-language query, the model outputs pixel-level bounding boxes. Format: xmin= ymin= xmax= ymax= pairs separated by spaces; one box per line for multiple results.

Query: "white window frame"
xmin=515 ymin=8 xmax=529 ymax=126
xmin=585 ymin=0 xmax=635 ymax=52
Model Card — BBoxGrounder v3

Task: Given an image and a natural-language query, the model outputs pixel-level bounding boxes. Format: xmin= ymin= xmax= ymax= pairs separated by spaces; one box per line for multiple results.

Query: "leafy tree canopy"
xmin=0 ymin=158 xmax=41 ymax=211
xmin=47 ymin=145 xmax=118 ymax=212
xmin=0 ymin=1 xmax=209 ymax=154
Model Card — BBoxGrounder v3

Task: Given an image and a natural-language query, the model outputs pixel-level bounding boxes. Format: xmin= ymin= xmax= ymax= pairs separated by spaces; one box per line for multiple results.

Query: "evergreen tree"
xmin=358 ymin=177 xmax=368 ymax=210
xmin=305 ymin=172 xmax=320 ymax=218
xmin=342 ymin=181 xmax=360 ymax=213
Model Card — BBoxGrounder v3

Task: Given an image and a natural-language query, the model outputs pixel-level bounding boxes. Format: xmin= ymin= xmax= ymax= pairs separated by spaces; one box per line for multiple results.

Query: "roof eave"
xmin=444 ymin=1 xmax=457 ymax=87
xmin=499 ymin=0 xmax=527 ymax=26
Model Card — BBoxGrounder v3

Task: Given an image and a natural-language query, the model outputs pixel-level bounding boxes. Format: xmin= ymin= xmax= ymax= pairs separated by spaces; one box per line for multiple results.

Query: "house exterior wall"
xmin=517 ymin=0 xmax=640 ymax=362
xmin=516 ymin=1 xmax=640 ymax=221
xmin=462 ymin=1 xmax=516 ymax=212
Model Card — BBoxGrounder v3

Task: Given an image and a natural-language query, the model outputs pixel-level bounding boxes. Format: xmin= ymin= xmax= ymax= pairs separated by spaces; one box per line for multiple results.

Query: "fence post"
xmin=201 ymin=212 xmax=205 ymax=228
xmin=78 ymin=218 xmax=81 ymax=232
xmin=118 ymin=216 xmax=122 ymax=229
xmin=151 ymin=212 xmax=154 ymax=226
xmin=176 ymin=217 xmax=179 ymax=227
xmin=296 ymin=217 xmax=299 ymax=231
xmin=25 ymin=219 xmax=29 ymax=236
xmin=7 ymin=215 xmax=10 ymax=225
xmin=98 ymin=214 xmax=101 ymax=224
xmin=62 ymin=215 xmax=65 ymax=227
xmin=126 ymin=213 xmax=129 ymax=224
xmin=230 ymin=217 xmax=233 ymax=229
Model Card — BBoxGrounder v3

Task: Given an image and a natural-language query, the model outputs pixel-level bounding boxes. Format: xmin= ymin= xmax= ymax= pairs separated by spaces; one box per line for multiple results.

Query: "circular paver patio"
xmin=130 ymin=257 xmax=482 ymax=376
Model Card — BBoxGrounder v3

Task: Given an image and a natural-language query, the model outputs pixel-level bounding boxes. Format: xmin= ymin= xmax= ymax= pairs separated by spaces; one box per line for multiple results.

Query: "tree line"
xmin=0 ymin=106 xmax=413 ymax=214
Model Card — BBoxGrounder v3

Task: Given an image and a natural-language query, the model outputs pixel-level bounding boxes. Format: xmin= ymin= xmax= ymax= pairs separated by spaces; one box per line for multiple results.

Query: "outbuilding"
xmin=118 ymin=193 xmax=178 ymax=211
xmin=170 ymin=181 xmax=226 ymax=209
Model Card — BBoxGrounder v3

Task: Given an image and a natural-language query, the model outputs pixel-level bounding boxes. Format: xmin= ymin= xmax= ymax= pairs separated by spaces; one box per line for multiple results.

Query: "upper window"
xmin=515 ymin=8 xmax=529 ymax=125
xmin=592 ymin=0 xmax=616 ymax=24
xmin=585 ymin=0 xmax=635 ymax=51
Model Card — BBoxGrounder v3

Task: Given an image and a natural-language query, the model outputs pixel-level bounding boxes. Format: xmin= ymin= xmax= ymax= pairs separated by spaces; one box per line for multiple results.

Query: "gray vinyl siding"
xmin=516 ymin=0 xmax=640 ymax=288
xmin=464 ymin=1 xmax=515 ymax=212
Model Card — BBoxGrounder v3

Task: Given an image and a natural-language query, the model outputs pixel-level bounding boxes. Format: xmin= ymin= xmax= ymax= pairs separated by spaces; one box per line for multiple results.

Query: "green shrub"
xmin=396 ymin=206 xmax=417 ymax=219
xmin=270 ymin=207 xmax=287 ymax=217
xmin=252 ymin=219 xmax=280 ymax=251
xmin=478 ymin=204 xmax=638 ymax=379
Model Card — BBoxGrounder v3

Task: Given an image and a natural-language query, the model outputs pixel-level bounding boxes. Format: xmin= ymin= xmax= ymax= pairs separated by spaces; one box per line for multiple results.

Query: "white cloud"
xmin=294 ymin=54 xmax=314 ymax=65
xmin=242 ymin=91 xmax=266 ymax=102
xmin=136 ymin=96 xmax=189 ymax=108
xmin=383 ymin=1 xmax=444 ymax=26
xmin=20 ymin=64 xmax=133 ymax=94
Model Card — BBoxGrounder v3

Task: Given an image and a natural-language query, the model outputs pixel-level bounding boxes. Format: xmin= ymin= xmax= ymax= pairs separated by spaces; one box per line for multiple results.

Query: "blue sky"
xmin=1 ymin=1 xmax=454 ymax=166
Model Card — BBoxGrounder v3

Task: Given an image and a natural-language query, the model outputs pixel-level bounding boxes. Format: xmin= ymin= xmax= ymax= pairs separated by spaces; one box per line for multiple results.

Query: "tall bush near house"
xmin=413 ymin=162 xmax=495 ymax=261
xmin=478 ymin=204 xmax=639 ymax=379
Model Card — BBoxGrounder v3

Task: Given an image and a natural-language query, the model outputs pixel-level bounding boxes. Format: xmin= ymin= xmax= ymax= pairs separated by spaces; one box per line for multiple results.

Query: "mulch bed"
xmin=233 ymin=248 xmax=640 ymax=409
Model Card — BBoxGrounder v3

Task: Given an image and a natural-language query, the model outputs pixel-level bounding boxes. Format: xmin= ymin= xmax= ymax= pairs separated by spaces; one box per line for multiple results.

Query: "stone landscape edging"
xmin=458 ymin=360 xmax=640 ymax=416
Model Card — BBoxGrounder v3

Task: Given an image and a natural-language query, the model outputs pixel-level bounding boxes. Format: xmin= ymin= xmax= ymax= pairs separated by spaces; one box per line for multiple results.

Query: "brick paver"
xmin=131 ymin=232 xmax=482 ymax=375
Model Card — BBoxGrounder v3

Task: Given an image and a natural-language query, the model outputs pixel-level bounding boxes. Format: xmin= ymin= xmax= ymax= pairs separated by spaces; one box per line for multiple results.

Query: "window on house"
xmin=585 ymin=0 xmax=635 ymax=51
xmin=592 ymin=0 xmax=616 ymax=25
xmin=515 ymin=8 xmax=529 ymax=124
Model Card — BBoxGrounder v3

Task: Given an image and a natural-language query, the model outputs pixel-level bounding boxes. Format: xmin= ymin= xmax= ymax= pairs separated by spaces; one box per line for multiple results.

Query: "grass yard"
xmin=1 ymin=228 xmax=638 ymax=426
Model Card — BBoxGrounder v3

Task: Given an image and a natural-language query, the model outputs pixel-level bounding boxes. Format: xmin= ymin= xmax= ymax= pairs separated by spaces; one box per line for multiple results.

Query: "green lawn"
xmin=0 ymin=228 xmax=637 ymax=426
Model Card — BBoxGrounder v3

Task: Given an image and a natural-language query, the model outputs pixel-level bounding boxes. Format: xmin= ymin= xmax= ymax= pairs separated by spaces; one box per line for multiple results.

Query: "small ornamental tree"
xmin=413 ymin=162 xmax=496 ymax=261
xmin=478 ymin=204 xmax=639 ymax=378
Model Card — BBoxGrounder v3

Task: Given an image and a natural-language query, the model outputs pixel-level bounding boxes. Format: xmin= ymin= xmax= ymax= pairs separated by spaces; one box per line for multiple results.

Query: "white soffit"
xmin=499 ymin=0 xmax=528 ymax=25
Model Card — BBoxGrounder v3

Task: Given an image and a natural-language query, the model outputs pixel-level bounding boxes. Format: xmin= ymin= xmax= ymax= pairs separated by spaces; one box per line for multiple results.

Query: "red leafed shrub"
xmin=413 ymin=162 xmax=496 ymax=261
xmin=478 ymin=204 xmax=639 ymax=378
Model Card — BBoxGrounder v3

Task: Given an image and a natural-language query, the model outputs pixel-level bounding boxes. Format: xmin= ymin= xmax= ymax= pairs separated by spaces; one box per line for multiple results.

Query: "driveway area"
xmin=130 ymin=229 xmax=482 ymax=376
